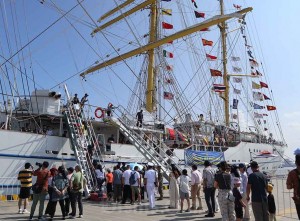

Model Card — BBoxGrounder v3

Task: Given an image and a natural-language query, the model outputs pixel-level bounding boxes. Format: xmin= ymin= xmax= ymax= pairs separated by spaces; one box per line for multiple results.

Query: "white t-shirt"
xmin=144 ymin=169 xmax=157 ymax=185
xmin=95 ymin=170 xmax=105 ymax=179
xmin=122 ymin=169 xmax=132 ymax=185
xmin=178 ymin=175 xmax=191 ymax=193
xmin=130 ymin=171 xmax=140 ymax=187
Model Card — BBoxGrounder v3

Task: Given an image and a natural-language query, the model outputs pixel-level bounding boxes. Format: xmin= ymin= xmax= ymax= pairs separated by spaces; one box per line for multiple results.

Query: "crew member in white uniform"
xmin=144 ymin=162 xmax=158 ymax=209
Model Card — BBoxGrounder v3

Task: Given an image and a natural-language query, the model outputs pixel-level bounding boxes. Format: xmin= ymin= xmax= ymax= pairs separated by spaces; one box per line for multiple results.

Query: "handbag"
xmin=222 ymin=173 xmax=235 ymax=202
xmin=32 ymin=183 xmax=43 ymax=194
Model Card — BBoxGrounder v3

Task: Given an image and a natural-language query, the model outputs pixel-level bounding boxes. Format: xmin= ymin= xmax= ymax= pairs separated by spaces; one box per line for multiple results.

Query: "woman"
xmin=168 ymin=165 xmax=180 ymax=209
xmin=214 ymin=161 xmax=235 ymax=221
xmin=230 ymin=164 xmax=241 ymax=189
xmin=95 ymin=164 xmax=105 ymax=192
xmin=44 ymin=167 xmax=58 ymax=217
xmin=49 ymin=166 xmax=69 ymax=220
xmin=106 ymin=168 xmax=113 ymax=201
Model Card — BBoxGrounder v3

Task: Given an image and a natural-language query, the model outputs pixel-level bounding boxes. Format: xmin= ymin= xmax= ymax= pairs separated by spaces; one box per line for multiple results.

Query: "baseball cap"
xmin=267 ymin=183 xmax=273 ymax=192
xmin=238 ymin=163 xmax=246 ymax=169
xmin=148 ymin=162 xmax=154 ymax=167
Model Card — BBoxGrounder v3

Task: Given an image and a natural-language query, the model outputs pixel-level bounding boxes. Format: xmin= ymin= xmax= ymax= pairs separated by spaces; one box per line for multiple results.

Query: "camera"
xmin=36 ymin=162 xmax=42 ymax=167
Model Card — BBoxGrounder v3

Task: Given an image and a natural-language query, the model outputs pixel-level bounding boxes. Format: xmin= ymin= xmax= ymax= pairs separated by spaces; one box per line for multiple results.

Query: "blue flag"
xmin=253 ymin=103 xmax=264 ymax=109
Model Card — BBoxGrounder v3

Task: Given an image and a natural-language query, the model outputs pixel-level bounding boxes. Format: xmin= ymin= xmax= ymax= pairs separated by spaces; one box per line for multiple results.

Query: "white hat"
xmin=233 ymin=177 xmax=241 ymax=185
xmin=148 ymin=162 xmax=154 ymax=167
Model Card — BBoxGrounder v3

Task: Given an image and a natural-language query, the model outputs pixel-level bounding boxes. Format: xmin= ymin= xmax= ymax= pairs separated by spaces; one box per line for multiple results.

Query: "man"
xmin=190 ymin=164 xmax=203 ymax=211
xmin=157 ymin=165 xmax=163 ymax=200
xmin=202 ymin=161 xmax=216 ymax=217
xmin=246 ymin=161 xmax=268 ymax=221
xmin=136 ymin=110 xmax=143 ymax=127
xmin=29 ymin=161 xmax=50 ymax=220
xmin=80 ymin=93 xmax=88 ymax=108
xmin=70 ymin=165 xmax=85 ymax=219
xmin=144 ymin=162 xmax=158 ymax=210
xmin=122 ymin=165 xmax=132 ymax=204
xmin=113 ymin=164 xmax=123 ymax=203
xmin=287 ymin=152 xmax=300 ymax=219
xmin=72 ymin=94 xmax=79 ymax=105
xmin=130 ymin=166 xmax=141 ymax=205
xmin=17 ymin=163 xmax=33 ymax=214
xmin=239 ymin=163 xmax=250 ymax=219
xmin=106 ymin=134 xmax=115 ymax=152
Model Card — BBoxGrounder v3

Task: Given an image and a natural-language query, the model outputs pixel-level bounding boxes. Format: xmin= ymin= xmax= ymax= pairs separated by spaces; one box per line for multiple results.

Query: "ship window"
xmin=232 ymin=160 xmax=236 ymax=162
xmin=61 ymin=153 xmax=68 ymax=155
xmin=238 ymin=160 xmax=240 ymax=162
xmin=70 ymin=153 xmax=75 ymax=156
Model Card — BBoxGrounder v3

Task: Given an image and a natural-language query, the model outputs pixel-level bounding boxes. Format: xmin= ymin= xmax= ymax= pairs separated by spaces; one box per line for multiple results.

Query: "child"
xmin=232 ymin=177 xmax=246 ymax=221
xmin=268 ymin=183 xmax=276 ymax=221
xmin=177 ymin=169 xmax=191 ymax=213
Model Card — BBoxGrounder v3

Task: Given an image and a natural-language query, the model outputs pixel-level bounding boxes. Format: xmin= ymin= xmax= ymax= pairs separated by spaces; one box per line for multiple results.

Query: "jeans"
xmin=70 ymin=192 xmax=83 ymax=216
xmin=204 ymin=187 xmax=216 ymax=214
xmin=30 ymin=192 xmax=47 ymax=218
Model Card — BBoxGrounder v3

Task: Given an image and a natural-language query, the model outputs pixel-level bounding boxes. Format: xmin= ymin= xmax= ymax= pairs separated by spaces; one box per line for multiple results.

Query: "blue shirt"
xmin=113 ymin=169 xmax=123 ymax=185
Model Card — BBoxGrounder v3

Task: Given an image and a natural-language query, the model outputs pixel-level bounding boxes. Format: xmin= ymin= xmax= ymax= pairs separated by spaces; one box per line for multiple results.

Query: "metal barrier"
xmin=272 ymin=176 xmax=297 ymax=219
xmin=0 ymin=177 xmax=20 ymax=201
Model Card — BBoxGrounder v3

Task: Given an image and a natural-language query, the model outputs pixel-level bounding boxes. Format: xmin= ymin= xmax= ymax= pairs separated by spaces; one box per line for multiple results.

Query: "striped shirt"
xmin=18 ymin=169 xmax=33 ymax=188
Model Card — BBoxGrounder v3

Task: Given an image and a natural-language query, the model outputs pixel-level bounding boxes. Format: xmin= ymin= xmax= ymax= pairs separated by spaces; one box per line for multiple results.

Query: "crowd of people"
xmin=17 ymin=159 xmax=280 ymax=221
xmin=18 ymin=161 xmax=85 ymax=220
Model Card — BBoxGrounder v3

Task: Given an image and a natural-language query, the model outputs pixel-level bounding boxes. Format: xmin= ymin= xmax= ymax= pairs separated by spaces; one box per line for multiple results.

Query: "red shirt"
xmin=106 ymin=173 xmax=113 ymax=184
xmin=33 ymin=169 xmax=51 ymax=192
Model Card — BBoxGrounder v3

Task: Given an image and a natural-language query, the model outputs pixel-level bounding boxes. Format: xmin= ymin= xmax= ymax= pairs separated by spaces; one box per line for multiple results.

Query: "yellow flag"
xmin=162 ymin=9 xmax=172 ymax=16
xmin=252 ymin=81 xmax=261 ymax=89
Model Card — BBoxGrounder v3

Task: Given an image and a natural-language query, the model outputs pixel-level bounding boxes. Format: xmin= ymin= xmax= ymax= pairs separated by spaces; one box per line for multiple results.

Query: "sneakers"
xmin=205 ymin=213 xmax=215 ymax=217
xmin=78 ymin=215 xmax=83 ymax=218
xmin=22 ymin=209 xmax=30 ymax=214
xmin=190 ymin=206 xmax=196 ymax=210
xmin=18 ymin=209 xmax=22 ymax=214
xmin=197 ymin=206 xmax=203 ymax=210
xmin=69 ymin=216 xmax=76 ymax=219
xmin=178 ymin=210 xmax=183 ymax=213
xmin=215 ymin=209 xmax=220 ymax=213
xmin=185 ymin=209 xmax=190 ymax=212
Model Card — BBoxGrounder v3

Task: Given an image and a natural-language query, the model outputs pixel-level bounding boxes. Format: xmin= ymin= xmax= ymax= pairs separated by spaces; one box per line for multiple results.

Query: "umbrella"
xmin=128 ymin=163 xmax=144 ymax=171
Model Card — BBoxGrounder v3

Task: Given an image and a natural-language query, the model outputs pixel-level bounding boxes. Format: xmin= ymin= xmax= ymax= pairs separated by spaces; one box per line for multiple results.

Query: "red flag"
xmin=202 ymin=39 xmax=213 ymax=46
xmin=206 ymin=54 xmax=217 ymax=61
xmin=210 ymin=69 xmax=222 ymax=77
xmin=194 ymin=11 xmax=205 ymax=18
xmin=200 ymin=27 xmax=210 ymax=32
xmin=162 ymin=22 xmax=173 ymax=29
xmin=263 ymin=94 xmax=271 ymax=100
xmin=166 ymin=65 xmax=173 ymax=71
xmin=266 ymin=105 xmax=276 ymax=111
xmin=163 ymin=92 xmax=174 ymax=100
xmin=260 ymin=81 xmax=268 ymax=88
xmin=233 ymin=4 xmax=242 ymax=10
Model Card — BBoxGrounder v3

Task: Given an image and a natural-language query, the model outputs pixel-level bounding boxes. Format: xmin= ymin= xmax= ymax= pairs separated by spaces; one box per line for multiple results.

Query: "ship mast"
xmin=146 ymin=1 xmax=157 ymax=113
xmin=219 ymin=0 xmax=230 ymax=126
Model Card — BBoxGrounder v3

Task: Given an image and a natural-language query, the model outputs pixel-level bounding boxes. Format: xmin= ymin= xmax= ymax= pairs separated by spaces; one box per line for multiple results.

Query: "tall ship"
xmin=0 ymin=0 xmax=286 ymax=192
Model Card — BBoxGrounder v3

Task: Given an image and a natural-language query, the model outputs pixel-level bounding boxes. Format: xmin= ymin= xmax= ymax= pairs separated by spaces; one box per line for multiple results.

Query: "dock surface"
xmin=0 ymin=186 xmax=298 ymax=221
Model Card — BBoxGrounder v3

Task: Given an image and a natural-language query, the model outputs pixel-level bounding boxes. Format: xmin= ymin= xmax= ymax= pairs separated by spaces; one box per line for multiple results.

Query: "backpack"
xmin=129 ymin=172 xmax=136 ymax=185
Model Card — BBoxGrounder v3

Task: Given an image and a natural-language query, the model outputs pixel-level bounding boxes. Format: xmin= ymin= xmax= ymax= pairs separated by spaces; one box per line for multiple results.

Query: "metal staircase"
xmin=109 ymin=105 xmax=184 ymax=180
xmin=63 ymin=85 xmax=105 ymax=193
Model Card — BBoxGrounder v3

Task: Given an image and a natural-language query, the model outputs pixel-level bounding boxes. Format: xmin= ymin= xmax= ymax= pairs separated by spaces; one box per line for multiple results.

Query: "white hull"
xmin=0 ymin=130 xmax=285 ymax=187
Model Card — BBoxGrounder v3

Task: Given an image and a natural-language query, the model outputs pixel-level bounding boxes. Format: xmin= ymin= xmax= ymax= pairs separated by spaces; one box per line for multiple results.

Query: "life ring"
xmin=94 ymin=107 xmax=104 ymax=119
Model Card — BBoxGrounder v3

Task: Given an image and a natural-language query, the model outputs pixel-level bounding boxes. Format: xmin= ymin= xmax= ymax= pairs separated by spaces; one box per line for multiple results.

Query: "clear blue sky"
xmin=0 ymin=0 xmax=299 ymax=159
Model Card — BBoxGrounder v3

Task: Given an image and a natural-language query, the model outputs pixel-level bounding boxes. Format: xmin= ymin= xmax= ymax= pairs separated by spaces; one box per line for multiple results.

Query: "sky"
xmin=0 ymin=0 xmax=299 ymax=159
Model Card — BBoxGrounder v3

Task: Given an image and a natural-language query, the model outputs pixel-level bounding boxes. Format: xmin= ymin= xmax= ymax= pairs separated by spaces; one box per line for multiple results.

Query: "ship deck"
xmin=0 ymin=178 xmax=298 ymax=221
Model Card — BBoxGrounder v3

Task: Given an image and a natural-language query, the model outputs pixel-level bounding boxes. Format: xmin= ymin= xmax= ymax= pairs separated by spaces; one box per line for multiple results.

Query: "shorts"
xmin=179 ymin=190 xmax=190 ymax=200
xmin=131 ymin=186 xmax=140 ymax=196
xmin=235 ymin=206 xmax=243 ymax=219
xmin=19 ymin=187 xmax=31 ymax=199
